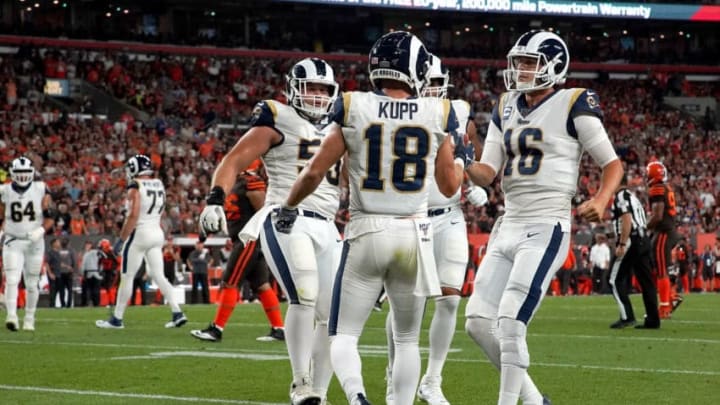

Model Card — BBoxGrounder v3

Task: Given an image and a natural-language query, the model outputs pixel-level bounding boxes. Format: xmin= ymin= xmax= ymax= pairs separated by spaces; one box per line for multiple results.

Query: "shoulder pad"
xmin=248 ymin=101 xmax=277 ymax=128
xmin=127 ymin=180 xmax=139 ymax=190
xmin=569 ymin=88 xmax=603 ymax=121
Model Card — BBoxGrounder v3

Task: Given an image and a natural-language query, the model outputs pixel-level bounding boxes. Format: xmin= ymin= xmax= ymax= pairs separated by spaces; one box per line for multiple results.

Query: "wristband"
xmin=206 ymin=186 xmax=226 ymax=205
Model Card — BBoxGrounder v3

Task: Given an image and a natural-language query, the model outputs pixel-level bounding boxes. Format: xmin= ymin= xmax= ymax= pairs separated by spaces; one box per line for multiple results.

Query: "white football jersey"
xmin=482 ymin=88 xmax=606 ymax=229
xmin=332 ymin=91 xmax=458 ymax=218
xmin=129 ymin=178 xmax=165 ymax=227
xmin=427 ymin=99 xmax=470 ymax=208
xmin=0 ymin=181 xmax=46 ymax=237
xmin=250 ymin=100 xmax=339 ymax=218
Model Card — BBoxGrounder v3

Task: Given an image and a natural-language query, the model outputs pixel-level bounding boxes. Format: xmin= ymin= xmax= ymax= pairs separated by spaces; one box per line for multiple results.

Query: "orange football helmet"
xmin=98 ymin=238 xmax=112 ymax=252
xmin=646 ymin=161 xmax=667 ymax=185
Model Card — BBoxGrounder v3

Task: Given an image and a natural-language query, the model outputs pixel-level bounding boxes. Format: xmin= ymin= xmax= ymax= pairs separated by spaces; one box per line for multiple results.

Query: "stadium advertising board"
xmin=275 ymin=0 xmax=720 ymax=21
xmin=43 ymin=79 xmax=71 ymax=97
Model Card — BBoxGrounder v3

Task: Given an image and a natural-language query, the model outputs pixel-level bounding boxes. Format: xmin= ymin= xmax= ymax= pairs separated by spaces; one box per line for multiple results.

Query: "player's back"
xmin=648 ymin=182 xmax=677 ymax=232
xmin=252 ymin=100 xmax=340 ymax=219
xmin=495 ymin=88 xmax=597 ymax=228
xmin=0 ymin=181 xmax=46 ymax=237
xmin=133 ymin=178 xmax=165 ymax=227
xmin=337 ymin=91 xmax=454 ymax=219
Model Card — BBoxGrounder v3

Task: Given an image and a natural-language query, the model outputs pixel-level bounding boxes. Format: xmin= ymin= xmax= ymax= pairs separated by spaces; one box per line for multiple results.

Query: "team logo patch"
xmin=586 ymin=90 xmax=599 ymax=109
xmin=502 ymin=105 xmax=513 ymax=120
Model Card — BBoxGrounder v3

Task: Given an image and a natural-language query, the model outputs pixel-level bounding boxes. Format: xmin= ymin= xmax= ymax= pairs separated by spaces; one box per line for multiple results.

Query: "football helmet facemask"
xmin=369 ymin=31 xmax=429 ymax=95
xmin=10 ymin=156 xmax=35 ymax=187
xmin=125 ymin=154 xmax=153 ymax=179
xmin=503 ymin=30 xmax=569 ymax=93
xmin=421 ymin=53 xmax=450 ymax=99
xmin=646 ymin=161 xmax=668 ymax=186
xmin=286 ymin=58 xmax=339 ymax=121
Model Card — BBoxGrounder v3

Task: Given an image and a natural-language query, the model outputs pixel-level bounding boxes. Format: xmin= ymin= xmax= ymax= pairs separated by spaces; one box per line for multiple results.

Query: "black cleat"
xmin=190 ymin=323 xmax=223 ymax=342
xmin=671 ymin=295 xmax=684 ymax=313
xmin=256 ymin=327 xmax=285 ymax=342
xmin=610 ymin=319 xmax=637 ymax=329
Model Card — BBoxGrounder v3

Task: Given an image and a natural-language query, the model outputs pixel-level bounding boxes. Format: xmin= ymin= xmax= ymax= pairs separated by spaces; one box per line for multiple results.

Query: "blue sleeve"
xmin=570 ymin=89 xmax=603 ymax=120
xmin=490 ymin=103 xmax=502 ymax=132
xmin=445 ymin=104 xmax=459 ymax=134
xmin=126 ymin=180 xmax=139 ymax=190
xmin=329 ymin=93 xmax=346 ymax=125
xmin=567 ymin=88 xmax=604 ymax=139
xmin=248 ymin=101 xmax=276 ymax=128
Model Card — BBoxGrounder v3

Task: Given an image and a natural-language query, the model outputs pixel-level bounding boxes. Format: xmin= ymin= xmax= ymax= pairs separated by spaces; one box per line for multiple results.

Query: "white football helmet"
xmin=286 ymin=58 xmax=339 ymax=121
xmin=503 ymin=30 xmax=569 ymax=92
xmin=10 ymin=156 xmax=35 ymax=187
xmin=125 ymin=154 xmax=153 ymax=179
xmin=421 ymin=53 xmax=450 ymax=98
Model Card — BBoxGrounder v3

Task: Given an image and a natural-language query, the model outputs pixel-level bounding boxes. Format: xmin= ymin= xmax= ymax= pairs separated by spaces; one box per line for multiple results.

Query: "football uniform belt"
xmin=428 ymin=207 xmax=452 ymax=217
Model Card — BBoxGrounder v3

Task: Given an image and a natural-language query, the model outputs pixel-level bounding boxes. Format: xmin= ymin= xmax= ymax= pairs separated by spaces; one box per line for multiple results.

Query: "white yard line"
xmin=2 ymin=339 xmax=719 ymax=377
xmin=0 ymin=384 xmax=285 ymax=405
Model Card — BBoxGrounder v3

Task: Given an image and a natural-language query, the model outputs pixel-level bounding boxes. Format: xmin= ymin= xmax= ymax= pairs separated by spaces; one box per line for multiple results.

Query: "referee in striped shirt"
xmin=609 ymin=175 xmax=660 ymax=329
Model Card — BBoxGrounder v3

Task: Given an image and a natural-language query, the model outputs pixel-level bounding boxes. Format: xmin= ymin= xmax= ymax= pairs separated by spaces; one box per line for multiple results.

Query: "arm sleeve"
xmin=574 ymin=115 xmax=618 ymax=168
xmin=479 ymin=118 xmax=506 ymax=174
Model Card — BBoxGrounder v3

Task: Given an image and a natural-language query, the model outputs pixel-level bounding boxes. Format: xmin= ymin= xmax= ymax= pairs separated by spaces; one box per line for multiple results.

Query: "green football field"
xmin=1 ymin=293 xmax=719 ymax=405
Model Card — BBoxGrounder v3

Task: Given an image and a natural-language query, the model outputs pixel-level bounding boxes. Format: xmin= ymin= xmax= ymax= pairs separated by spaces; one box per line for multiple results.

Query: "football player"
xmin=384 ymin=53 xmax=488 ymax=405
xmin=190 ymin=159 xmax=285 ymax=343
xmin=464 ymin=30 xmax=623 ymax=405
xmin=645 ymin=161 xmax=681 ymax=319
xmin=198 ymin=57 xmax=342 ymax=405
xmin=1 ymin=157 xmax=54 ymax=331
xmin=96 ymin=155 xmax=187 ymax=329
xmin=277 ymin=32 xmax=470 ymax=405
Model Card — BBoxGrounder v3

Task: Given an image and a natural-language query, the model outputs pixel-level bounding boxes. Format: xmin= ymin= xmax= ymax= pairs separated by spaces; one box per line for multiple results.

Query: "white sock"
xmin=466 ymin=317 xmax=542 ymax=403
xmin=311 ymin=323 xmax=333 ymax=399
xmin=285 ymin=304 xmax=315 ymax=382
xmin=24 ymin=285 xmax=39 ymax=319
xmin=330 ymin=334 xmax=365 ymax=402
xmin=113 ymin=276 xmax=134 ymax=320
xmin=150 ymin=270 xmax=181 ymax=313
xmin=4 ymin=283 xmax=18 ymax=320
xmin=393 ymin=342 xmax=421 ymax=405
xmin=426 ymin=295 xmax=460 ymax=377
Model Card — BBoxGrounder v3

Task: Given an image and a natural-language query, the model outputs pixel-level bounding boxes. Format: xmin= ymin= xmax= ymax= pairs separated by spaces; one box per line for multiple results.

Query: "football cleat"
xmin=671 ymin=295 xmax=684 ymax=313
xmin=96 ymin=316 xmax=124 ymax=329
xmin=417 ymin=375 xmax=450 ymax=405
xmin=543 ymin=394 xmax=552 ymax=405
xmin=22 ymin=316 xmax=35 ymax=331
xmin=290 ymin=376 xmax=321 ymax=405
xmin=165 ymin=312 xmax=188 ymax=328
xmin=350 ymin=393 xmax=371 ymax=405
xmin=256 ymin=327 xmax=285 ymax=342
xmin=609 ymin=319 xmax=636 ymax=329
xmin=191 ymin=323 xmax=222 ymax=342
xmin=6 ymin=315 xmax=19 ymax=332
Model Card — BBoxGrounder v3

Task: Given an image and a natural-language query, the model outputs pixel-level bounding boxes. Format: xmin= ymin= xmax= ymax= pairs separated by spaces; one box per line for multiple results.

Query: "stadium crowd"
xmin=1 ymin=45 xmax=719 ymax=271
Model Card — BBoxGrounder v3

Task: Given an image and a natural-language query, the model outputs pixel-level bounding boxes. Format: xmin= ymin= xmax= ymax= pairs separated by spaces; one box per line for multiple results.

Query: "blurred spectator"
xmin=187 ymin=240 xmax=212 ymax=304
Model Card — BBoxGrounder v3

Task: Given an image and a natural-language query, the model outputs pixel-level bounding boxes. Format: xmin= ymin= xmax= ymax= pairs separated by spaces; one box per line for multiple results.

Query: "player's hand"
xmin=615 ymin=245 xmax=626 ymax=257
xmin=113 ymin=239 xmax=124 ymax=256
xmin=577 ymin=198 xmax=605 ymax=223
xmin=274 ymin=206 xmax=299 ymax=234
xmin=26 ymin=227 xmax=45 ymax=242
xmin=453 ymin=134 xmax=475 ymax=169
xmin=465 ymin=185 xmax=488 ymax=206
xmin=199 ymin=186 xmax=228 ymax=236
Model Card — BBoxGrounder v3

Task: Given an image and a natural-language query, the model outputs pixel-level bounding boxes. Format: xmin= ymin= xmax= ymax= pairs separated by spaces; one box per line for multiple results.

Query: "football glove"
xmin=274 ymin=206 xmax=299 ymax=234
xmin=26 ymin=227 xmax=45 ymax=242
xmin=465 ymin=185 xmax=488 ymax=206
xmin=453 ymin=134 xmax=475 ymax=169
xmin=199 ymin=186 xmax=228 ymax=236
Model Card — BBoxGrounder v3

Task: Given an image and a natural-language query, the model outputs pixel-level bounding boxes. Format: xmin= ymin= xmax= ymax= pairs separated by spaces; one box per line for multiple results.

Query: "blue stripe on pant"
xmin=328 ymin=241 xmax=350 ymax=336
xmin=262 ymin=216 xmax=299 ymax=304
xmin=517 ymin=223 xmax=563 ymax=324
xmin=121 ymin=231 xmax=136 ymax=274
